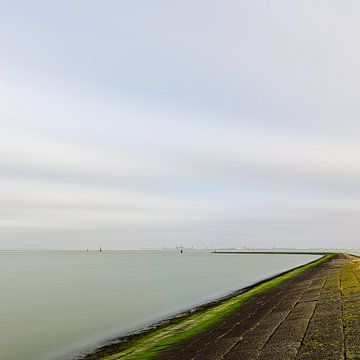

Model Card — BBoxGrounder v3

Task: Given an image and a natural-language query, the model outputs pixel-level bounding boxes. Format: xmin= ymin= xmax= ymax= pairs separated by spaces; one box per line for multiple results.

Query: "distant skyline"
xmin=2 ymin=1 xmax=360 ymax=249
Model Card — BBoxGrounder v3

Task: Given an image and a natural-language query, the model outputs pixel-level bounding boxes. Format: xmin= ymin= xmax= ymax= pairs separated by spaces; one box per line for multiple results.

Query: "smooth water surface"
xmin=0 ymin=251 xmax=320 ymax=360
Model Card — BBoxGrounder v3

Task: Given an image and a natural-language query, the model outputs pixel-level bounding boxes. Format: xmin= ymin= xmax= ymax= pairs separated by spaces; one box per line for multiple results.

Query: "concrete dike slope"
xmin=81 ymin=254 xmax=359 ymax=360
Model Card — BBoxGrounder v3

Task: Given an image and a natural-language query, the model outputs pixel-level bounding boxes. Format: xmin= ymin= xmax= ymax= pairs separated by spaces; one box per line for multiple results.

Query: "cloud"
xmin=1 ymin=1 xmax=360 ymax=249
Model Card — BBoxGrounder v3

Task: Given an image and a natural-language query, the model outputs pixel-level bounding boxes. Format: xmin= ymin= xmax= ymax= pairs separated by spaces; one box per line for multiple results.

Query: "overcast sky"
xmin=1 ymin=1 xmax=360 ymax=249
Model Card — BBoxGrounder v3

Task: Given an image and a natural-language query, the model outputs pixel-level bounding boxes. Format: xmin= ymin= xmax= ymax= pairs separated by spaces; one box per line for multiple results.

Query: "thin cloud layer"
xmin=1 ymin=1 xmax=360 ymax=249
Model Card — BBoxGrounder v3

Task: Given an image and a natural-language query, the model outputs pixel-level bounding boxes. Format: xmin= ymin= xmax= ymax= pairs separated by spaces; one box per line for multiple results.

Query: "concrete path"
xmin=154 ymin=254 xmax=360 ymax=360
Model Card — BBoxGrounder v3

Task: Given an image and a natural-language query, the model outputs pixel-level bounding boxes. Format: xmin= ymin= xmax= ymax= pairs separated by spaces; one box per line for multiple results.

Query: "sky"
xmin=1 ymin=1 xmax=360 ymax=250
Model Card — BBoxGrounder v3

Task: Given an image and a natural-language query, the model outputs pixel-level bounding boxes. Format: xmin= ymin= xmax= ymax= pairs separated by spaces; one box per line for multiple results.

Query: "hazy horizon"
xmin=1 ymin=247 xmax=359 ymax=252
xmin=2 ymin=1 xmax=360 ymax=250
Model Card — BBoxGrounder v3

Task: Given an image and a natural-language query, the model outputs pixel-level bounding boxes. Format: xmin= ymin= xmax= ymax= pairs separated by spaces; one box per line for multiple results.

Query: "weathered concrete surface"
xmin=154 ymin=254 xmax=360 ymax=360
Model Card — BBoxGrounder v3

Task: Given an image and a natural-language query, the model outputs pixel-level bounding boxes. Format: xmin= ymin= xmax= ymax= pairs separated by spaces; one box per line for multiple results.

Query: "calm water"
xmin=0 ymin=251 xmax=321 ymax=360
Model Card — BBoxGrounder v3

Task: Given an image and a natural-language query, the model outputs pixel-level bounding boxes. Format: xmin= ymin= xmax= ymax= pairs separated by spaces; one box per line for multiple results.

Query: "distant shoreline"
xmin=213 ymin=250 xmax=333 ymax=255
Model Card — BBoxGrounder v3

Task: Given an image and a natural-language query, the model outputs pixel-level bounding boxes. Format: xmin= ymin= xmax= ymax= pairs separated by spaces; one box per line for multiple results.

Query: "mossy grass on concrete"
xmin=97 ymin=254 xmax=334 ymax=360
xmin=339 ymin=258 xmax=360 ymax=359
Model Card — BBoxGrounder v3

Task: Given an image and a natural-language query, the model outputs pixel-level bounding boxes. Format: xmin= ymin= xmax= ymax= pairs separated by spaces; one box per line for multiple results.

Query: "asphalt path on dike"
xmin=154 ymin=254 xmax=360 ymax=360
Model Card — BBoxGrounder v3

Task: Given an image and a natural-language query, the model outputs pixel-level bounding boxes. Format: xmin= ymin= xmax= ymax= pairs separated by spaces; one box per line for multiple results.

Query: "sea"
xmin=0 ymin=250 xmax=330 ymax=360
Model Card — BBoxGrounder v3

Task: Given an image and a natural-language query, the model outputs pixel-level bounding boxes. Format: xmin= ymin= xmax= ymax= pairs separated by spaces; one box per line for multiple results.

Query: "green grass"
xmin=99 ymin=254 xmax=334 ymax=360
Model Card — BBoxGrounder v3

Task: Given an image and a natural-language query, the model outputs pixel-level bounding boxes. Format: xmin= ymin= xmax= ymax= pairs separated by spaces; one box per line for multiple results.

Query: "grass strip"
xmin=99 ymin=254 xmax=334 ymax=360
